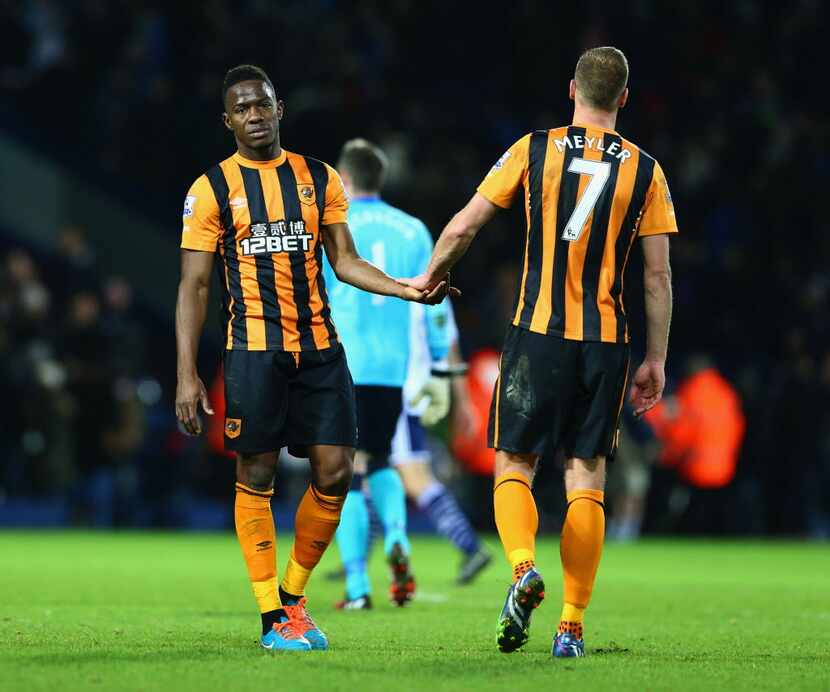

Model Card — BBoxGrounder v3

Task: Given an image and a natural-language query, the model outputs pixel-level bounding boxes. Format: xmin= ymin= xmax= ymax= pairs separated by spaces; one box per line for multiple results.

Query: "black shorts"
xmin=223 ymin=343 xmax=357 ymax=456
xmin=354 ymin=385 xmax=404 ymax=459
xmin=488 ymin=325 xmax=630 ymax=460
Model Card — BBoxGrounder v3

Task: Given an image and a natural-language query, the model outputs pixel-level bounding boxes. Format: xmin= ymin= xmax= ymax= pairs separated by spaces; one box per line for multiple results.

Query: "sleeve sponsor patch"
xmin=488 ymin=150 xmax=511 ymax=174
xmin=183 ymin=195 xmax=196 ymax=217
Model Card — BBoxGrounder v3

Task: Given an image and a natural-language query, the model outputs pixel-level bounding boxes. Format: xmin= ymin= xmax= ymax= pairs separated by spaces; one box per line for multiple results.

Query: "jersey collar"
xmin=233 ymin=149 xmax=288 ymax=169
xmin=570 ymin=121 xmax=619 ymax=135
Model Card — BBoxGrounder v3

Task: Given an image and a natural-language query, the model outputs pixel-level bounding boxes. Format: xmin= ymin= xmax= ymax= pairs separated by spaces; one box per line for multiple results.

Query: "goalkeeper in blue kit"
xmin=324 ymin=138 xmax=452 ymax=607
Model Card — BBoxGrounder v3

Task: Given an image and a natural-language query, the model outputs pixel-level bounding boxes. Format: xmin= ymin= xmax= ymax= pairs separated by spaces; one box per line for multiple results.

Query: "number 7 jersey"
xmin=477 ymin=125 xmax=678 ymax=343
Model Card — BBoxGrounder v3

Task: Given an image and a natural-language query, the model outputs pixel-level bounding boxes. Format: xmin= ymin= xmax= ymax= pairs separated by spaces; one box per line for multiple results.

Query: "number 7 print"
xmin=561 ymin=158 xmax=611 ymax=242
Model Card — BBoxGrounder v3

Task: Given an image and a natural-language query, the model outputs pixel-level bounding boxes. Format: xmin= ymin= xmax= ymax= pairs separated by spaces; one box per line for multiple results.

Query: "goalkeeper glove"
xmin=409 ymin=376 xmax=451 ymax=426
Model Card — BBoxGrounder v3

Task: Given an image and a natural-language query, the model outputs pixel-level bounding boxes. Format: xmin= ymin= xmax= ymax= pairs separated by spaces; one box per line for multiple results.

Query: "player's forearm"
xmin=643 ymin=266 xmax=672 ymax=363
xmin=175 ymin=279 xmax=209 ymax=377
xmin=335 ymin=256 xmax=406 ymax=298
xmin=448 ymin=340 xmax=471 ymax=404
xmin=424 ymin=212 xmax=477 ymax=284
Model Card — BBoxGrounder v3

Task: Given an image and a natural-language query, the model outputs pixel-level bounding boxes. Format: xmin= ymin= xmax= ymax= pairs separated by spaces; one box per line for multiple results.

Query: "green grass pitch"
xmin=1 ymin=531 xmax=828 ymax=691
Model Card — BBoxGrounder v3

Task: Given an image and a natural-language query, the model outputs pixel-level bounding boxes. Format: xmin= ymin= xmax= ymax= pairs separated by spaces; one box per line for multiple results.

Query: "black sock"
xmin=261 ymin=608 xmax=287 ymax=635
xmin=279 ymin=586 xmax=302 ymax=605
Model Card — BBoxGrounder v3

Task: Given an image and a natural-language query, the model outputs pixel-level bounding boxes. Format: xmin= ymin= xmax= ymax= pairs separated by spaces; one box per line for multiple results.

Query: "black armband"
xmin=430 ymin=364 xmax=469 ymax=378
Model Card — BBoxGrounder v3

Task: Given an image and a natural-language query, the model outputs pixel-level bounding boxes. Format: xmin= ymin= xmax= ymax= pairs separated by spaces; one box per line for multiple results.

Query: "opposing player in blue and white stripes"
xmin=391 ymin=301 xmax=492 ymax=585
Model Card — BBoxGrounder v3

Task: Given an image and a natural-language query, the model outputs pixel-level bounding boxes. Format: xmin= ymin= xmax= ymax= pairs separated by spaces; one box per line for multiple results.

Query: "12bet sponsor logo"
xmin=240 ymin=219 xmax=313 ymax=255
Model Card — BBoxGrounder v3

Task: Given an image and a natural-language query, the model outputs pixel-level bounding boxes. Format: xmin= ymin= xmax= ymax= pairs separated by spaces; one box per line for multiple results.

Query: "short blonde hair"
xmin=574 ymin=47 xmax=629 ymax=111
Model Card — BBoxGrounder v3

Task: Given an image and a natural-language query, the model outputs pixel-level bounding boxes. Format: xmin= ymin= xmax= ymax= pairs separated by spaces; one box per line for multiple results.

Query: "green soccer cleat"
xmin=496 ymin=568 xmax=546 ymax=653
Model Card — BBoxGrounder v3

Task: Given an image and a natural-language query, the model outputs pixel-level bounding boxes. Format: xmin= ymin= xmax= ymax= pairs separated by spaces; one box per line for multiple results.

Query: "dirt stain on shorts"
xmin=505 ymin=354 xmax=536 ymax=419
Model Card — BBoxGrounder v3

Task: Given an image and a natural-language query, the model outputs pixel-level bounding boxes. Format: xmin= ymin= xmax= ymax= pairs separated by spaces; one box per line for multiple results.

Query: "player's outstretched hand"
xmin=176 ymin=373 xmax=214 ymax=436
xmin=398 ymin=273 xmax=461 ymax=305
xmin=398 ymin=273 xmax=432 ymax=291
xmin=629 ymin=360 xmax=665 ymax=417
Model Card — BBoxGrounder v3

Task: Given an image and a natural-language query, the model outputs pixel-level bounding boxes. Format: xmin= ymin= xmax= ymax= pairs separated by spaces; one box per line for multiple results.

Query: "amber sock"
xmin=234 ymin=482 xmax=284 ymax=634
xmin=559 ymin=489 xmax=605 ymax=639
xmin=558 ymin=602 xmax=585 ymax=640
xmin=493 ymin=471 xmax=538 ymax=582
xmin=280 ymin=485 xmax=345 ymax=596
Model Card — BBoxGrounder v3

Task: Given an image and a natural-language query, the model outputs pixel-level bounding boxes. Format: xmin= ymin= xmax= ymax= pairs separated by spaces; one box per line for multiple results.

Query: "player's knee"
xmin=564 ymin=456 xmax=606 ymax=491
xmin=236 ymin=453 xmax=277 ymax=491
xmin=399 ymin=462 xmax=432 ymax=497
xmin=494 ymin=450 xmax=538 ymax=479
xmin=312 ymin=450 xmax=353 ymax=496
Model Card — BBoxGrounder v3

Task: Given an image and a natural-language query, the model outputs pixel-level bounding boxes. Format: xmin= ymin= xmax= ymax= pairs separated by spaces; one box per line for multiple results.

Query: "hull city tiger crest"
xmin=298 ymin=184 xmax=316 ymax=205
xmin=225 ymin=417 xmax=242 ymax=439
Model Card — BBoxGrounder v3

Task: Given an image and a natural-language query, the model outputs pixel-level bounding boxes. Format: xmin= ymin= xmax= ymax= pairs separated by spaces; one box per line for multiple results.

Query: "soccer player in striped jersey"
xmin=174 ymin=65 xmax=452 ymax=652
xmin=401 ymin=47 xmax=677 ymax=657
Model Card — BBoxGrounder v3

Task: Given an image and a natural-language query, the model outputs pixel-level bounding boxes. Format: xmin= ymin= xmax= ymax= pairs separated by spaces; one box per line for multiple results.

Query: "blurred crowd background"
xmin=0 ymin=0 xmax=827 ymax=537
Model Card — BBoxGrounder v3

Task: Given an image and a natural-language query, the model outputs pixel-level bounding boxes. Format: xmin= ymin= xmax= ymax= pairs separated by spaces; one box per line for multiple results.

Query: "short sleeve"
xmin=476 ymin=134 xmax=531 ymax=209
xmin=322 ymin=163 xmax=349 ymax=226
xmin=638 ymin=162 xmax=678 ymax=237
xmin=180 ymin=175 xmax=222 ymax=251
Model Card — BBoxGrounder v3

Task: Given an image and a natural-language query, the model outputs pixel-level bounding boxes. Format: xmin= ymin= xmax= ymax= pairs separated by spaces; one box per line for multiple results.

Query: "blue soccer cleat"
xmin=282 ymin=597 xmax=329 ymax=651
xmin=496 ymin=568 xmax=546 ymax=653
xmin=552 ymin=631 xmax=585 ymax=658
xmin=260 ymin=616 xmax=312 ymax=652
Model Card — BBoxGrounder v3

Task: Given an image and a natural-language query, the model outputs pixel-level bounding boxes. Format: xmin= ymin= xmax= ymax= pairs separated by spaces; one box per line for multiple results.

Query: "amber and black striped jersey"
xmin=478 ymin=124 xmax=678 ymax=344
xmin=181 ymin=149 xmax=348 ymax=351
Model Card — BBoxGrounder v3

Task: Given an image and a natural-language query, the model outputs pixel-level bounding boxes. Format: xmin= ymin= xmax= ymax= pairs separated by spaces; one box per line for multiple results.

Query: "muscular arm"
xmin=322 ymin=222 xmax=450 ymax=303
xmin=417 ymin=193 xmax=500 ymax=288
xmin=175 ymin=249 xmax=215 ymax=434
xmin=630 ymin=234 xmax=673 ymax=416
xmin=642 ymin=233 xmax=673 ymax=362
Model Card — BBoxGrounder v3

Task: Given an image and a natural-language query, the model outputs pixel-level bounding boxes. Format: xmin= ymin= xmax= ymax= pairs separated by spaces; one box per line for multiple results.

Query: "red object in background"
xmin=451 ymin=348 xmax=499 ymax=476
xmin=644 ymin=367 xmax=745 ymax=489
xmin=207 ymin=366 xmax=233 ymax=458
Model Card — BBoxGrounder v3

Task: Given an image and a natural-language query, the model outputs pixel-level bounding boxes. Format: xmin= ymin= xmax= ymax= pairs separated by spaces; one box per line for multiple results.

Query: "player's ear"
xmin=618 ymin=87 xmax=629 ymax=109
xmin=276 ymin=100 xmax=285 ymax=121
xmin=569 ymin=79 xmax=576 ymax=101
xmin=222 ymin=112 xmax=233 ymax=131
xmin=339 ymin=170 xmax=353 ymax=196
